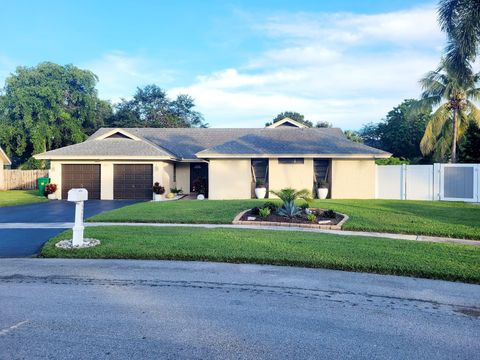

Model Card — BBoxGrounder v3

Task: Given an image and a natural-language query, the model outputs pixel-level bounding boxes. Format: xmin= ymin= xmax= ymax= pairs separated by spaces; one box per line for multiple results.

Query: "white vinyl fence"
xmin=376 ymin=163 xmax=480 ymax=202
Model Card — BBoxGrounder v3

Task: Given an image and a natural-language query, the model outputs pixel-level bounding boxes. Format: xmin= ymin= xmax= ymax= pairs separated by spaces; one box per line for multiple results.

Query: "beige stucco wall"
xmin=49 ymin=161 xmax=63 ymax=198
xmin=174 ymin=163 xmax=190 ymax=193
xmin=50 ymin=160 xmax=173 ymax=200
xmin=49 ymin=158 xmax=376 ymax=200
xmin=330 ymin=159 xmax=376 ymax=199
xmin=208 ymin=159 xmax=251 ymax=199
xmin=268 ymin=158 xmax=314 ymax=197
xmin=155 ymin=162 xmax=174 ymax=194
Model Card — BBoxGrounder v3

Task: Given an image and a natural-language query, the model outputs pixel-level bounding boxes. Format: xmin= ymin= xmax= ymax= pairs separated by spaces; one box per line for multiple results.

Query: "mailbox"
xmin=67 ymin=188 xmax=88 ymax=202
xmin=67 ymin=188 xmax=88 ymax=247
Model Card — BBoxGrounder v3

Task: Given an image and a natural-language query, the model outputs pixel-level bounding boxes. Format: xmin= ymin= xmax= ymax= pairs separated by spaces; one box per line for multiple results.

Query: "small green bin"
xmin=37 ymin=177 xmax=50 ymax=196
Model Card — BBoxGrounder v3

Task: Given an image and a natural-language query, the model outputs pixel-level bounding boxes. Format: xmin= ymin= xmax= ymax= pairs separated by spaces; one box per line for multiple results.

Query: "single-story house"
xmin=0 ymin=147 xmax=12 ymax=190
xmin=34 ymin=119 xmax=390 ymax=200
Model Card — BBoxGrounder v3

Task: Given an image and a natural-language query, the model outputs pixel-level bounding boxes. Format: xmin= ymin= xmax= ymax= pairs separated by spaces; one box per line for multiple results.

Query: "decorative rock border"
xmin=55 ymin=238 xmax=101 ymax=249
xmin=232 ymin=209 xmax=349 ymax=230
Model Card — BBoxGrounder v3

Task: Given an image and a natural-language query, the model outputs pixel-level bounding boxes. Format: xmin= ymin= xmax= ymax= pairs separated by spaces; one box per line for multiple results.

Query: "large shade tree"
xmin=418 ymin=60 xmax=480 ymax=162
xmin=266 ymin=111 xmax=313 ymax=127
xmin=106 ymin=85 xmax=207 ymax=128
xmin=359 ymin=99 xmax=430 ymax=161
xmin=0 ymin=62 xmax=111 ymax=167
xmin=459 ymin=122 xmax=480 ymax=162
xmin=439 ymin=0 xmax=480 ymax=82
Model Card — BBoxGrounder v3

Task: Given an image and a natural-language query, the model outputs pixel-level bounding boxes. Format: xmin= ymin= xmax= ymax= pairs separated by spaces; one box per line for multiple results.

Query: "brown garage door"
xmin=62 ymin=164 xmax=101 ymax=199
xmin=114 ymin=164 xmax=153 ymax=199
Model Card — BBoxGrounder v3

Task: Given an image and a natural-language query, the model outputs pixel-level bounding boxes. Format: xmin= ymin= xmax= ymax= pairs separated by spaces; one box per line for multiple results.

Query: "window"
xmin=173 ymin=163 xmax=177 ymax=182
xmin=251 ymin=159 xmax=268 ymax=183
xmin=278 ymin=158 xmax=304 ymax=164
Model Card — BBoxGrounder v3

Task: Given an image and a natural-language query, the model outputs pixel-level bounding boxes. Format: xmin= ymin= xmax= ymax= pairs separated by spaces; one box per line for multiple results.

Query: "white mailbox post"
xmin=67 ymin=188 xmax=88 ymax=246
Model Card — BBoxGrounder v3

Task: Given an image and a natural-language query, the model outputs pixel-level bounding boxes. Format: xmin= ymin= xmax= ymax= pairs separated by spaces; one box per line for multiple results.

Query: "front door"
xmin=190 ymin=163 xmax=208 ymax=198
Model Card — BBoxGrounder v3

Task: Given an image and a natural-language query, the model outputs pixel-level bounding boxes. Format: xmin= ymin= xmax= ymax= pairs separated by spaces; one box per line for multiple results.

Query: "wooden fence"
xmin=2 ymin=169 xmax=49 ymax=190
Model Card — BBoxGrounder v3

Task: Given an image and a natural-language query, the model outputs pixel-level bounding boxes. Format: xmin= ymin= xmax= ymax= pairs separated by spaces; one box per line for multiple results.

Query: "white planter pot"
xmin=47 ymin=194 xmax=56 ymax=200
xmin=197 ymin=194 xmax=205 ymax=200
xmin=153 ymin=193 xmax=164 ymax=201
xmin=255 ymin=187 xmax=267 ymax=199
xmin=317 ymin=188 xmax=329 ymax=199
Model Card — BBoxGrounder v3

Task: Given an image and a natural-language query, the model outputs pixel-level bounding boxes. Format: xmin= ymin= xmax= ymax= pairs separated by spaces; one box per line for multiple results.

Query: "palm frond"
xmin=457 ymin=108 xmax=470 ymax=140
xmin=419 ymin=72 xmax=446 ymax=98
xmin=466 ymin=101 xmax=480 ymax=127
xmin=269 ymin=188 xmax=312 ymax=204
xmin=466 ymin=87 xmax=480 ymax=102
xmin=420 ymin=104 xmax=451 ymax=156
xmin=438 ymin=0 xmax=458 ymax=34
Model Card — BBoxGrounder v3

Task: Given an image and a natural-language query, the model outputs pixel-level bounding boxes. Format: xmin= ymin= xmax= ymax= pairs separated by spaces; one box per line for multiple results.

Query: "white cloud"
xmin=259 ymin=6 xmax=443 ymax=48
xmin=173 ymin=5 xmax=445 ymax=129
xmin=82 ymin=52 xmax=176 ymax=102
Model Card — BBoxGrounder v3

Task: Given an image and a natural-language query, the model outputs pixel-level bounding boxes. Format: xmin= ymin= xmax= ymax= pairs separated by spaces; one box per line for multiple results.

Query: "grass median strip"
xmin=87 ymin=199 xmax=480 ymax=240
xmin=41 ymin=226 xmax=480 ymax=284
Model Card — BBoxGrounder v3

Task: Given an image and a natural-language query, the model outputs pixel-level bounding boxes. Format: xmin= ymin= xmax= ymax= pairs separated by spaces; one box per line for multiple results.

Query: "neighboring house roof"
xmin=35 ymin=127 xmax=391 ymax=160
xmin=0 ymin=147 xmax=11 ymax=165
xmin=266 ymin=117 xmax=307 ymax=128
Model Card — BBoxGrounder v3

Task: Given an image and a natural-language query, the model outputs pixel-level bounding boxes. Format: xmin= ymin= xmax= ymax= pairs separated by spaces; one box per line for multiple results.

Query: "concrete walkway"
xmin=0 ymin=221 xmax=479 ymax=247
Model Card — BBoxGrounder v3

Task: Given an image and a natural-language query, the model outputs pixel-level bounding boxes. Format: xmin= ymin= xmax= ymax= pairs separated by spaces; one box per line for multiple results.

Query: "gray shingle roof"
xmin=36 ymin=138 xmax=173 ymax=158
xmin=196 ymin=128 xmax=388 ymax=157
xmin=38 ymin=127 xmax=390 ymax=159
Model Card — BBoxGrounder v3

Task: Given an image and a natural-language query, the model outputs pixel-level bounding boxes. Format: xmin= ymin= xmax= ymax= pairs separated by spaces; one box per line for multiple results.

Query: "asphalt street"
xmin=0 ymin=200 xmax=138 ymax=257
xmin=0 ymin=259 xmax=479 ymax=359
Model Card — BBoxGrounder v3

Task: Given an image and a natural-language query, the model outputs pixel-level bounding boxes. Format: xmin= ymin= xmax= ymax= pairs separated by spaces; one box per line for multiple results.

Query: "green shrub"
xmin=307 ymin=213 xmax=316 ymax=222
xmin=259 ymin=207 xmax=271 ymax=218
xmin=376 ymin=157 xmax=410 ymax=165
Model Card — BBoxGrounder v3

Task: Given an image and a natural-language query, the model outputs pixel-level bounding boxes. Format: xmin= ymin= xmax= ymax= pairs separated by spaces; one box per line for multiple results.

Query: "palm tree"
xmin=438 ymin=0 xmax=480 ymax=82
xmin=418 ymin=60 xmax=480 ymax=162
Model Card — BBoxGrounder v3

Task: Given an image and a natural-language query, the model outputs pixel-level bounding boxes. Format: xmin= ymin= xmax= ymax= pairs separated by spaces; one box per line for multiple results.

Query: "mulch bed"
xmin=240 ymin=208 xmax=343 ymax=225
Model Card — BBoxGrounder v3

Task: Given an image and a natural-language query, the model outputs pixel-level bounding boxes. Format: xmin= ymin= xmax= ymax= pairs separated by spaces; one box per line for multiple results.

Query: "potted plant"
xmin=255 ymin=179 xmax=267 ymax=199
xmin=170 ymin=186 xmax=183 ymax=195
xmin=152 ymin=182 xmax=165 ymax=201
xmin=317 ymin=180 xmax=329 ymax=199
xmin=44 ymin=183 xmax=57 ymax=200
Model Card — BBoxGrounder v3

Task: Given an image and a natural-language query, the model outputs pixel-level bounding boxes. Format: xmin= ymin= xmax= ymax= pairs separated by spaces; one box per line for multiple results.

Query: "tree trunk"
xmin=451 ymin=109 xmax=458 ymax=163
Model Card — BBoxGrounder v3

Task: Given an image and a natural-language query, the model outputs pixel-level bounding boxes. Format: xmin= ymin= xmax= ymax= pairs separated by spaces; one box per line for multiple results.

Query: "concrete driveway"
xmin=0 ymin=259 xmax=479 ymax=359
xmin=0 ymin=200 xmax=138 ymax=257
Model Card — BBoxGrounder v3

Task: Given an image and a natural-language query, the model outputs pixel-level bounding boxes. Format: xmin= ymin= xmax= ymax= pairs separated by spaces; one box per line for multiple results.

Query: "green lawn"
xmin=41 ymin=226 xmax=480 ymax=283
xmin=0 ymin=190 xmax=47 ymax=207
xmin=87 ymin=199 xmax=480 ymax=240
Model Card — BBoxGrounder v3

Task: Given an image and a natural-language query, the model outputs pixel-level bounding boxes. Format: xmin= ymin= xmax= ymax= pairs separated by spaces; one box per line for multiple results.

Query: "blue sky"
xmin=0 ymin=0 xmax=443 ymax=129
